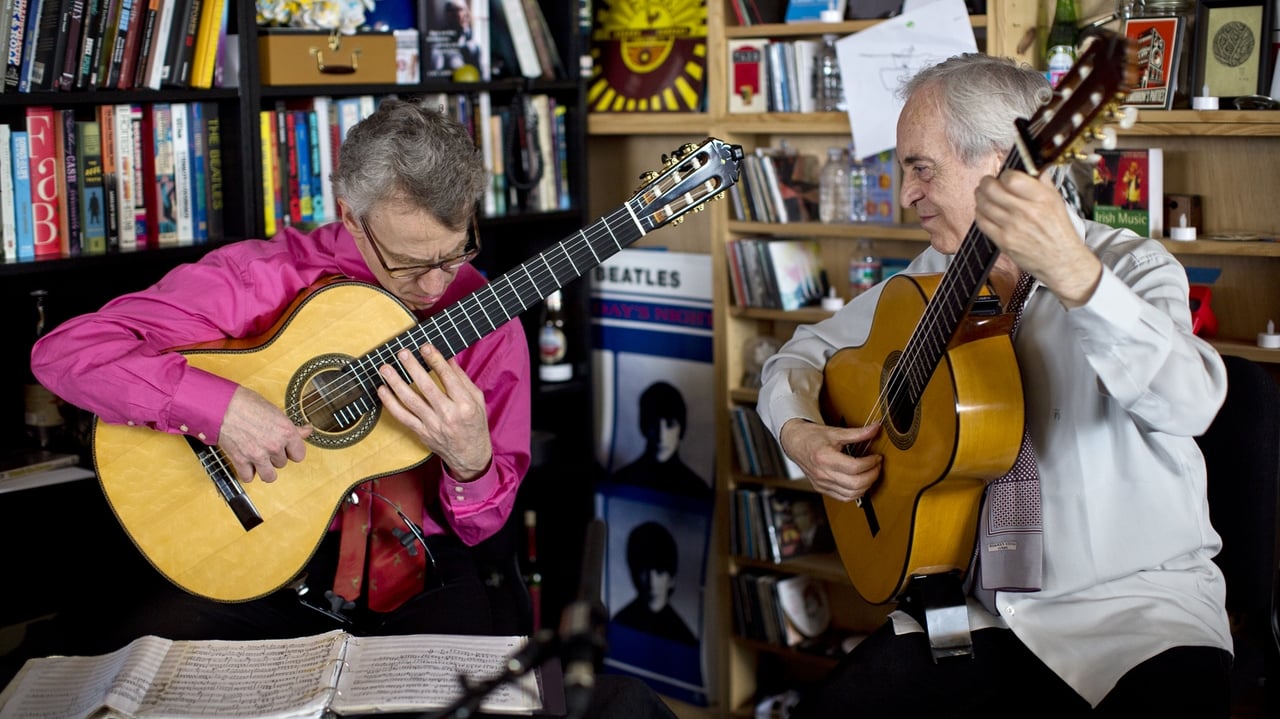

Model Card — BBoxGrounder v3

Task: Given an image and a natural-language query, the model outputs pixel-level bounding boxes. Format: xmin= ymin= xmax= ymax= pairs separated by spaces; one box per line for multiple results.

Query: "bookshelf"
xmin=0 ymin=0 xmax=594 ymax=647
xmin=588 ymin=1 xmax=1280 ymax=715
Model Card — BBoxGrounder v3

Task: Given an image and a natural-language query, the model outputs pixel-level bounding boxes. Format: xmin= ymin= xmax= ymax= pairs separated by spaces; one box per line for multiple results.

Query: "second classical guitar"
xmin=820 ymin=34 xmax=1140 ymax=605
xmin=94 ymin=139 xmax=744 ymax=603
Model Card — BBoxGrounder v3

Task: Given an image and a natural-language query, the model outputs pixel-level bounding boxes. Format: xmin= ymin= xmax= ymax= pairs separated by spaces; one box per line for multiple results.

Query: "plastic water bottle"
xmin=815 ymin=35 xmax=845 ymax=112
xmin=849 ymin=238 xmax=881 ymax=296
xmin=819 ymin=147 xmax=851 ymax=224
xmin=848 ymin=149 xmax=869 ymax=223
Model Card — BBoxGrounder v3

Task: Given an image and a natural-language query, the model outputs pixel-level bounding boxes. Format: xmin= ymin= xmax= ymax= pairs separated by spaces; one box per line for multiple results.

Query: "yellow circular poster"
xmin=588 ymin=0 xmax=708 ymax=112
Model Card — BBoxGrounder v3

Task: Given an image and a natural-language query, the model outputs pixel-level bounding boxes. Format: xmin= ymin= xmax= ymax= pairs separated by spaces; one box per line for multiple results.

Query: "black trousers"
xmin=790 ymin=622 xmax=1231 ymax=719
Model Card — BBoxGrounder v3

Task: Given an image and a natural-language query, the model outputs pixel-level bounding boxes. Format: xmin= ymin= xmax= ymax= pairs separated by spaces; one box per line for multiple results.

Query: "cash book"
xmin=0 ymin=630 xmax=562 ymax=718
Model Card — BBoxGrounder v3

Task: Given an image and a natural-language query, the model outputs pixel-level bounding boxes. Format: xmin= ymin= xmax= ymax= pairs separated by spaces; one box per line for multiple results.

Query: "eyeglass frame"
xmin=359 ymin=213 xmax=481 ymax=279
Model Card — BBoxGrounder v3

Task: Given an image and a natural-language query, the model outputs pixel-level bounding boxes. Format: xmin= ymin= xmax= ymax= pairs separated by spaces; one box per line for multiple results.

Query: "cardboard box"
xmin=258 ymin=30 xmax=398 ymax=86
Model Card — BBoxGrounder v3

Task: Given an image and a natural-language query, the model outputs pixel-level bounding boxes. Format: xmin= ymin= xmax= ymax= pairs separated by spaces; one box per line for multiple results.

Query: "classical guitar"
xmin=94 ymin=138 xmax=744 ymax=602
xmin=820 ymin=34 xmax=1141 ymax=605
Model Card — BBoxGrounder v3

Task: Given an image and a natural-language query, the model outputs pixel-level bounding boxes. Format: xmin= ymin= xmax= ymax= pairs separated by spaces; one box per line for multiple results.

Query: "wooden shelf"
xmin=734 ymin=552 xmax=850 ymax=584
xmin=588 ymin=112 xmax=711 ymax=135
xmin=1127 ymin=110 xmax=1280 ymax=137
xmin=726 ymin=220 xmax=930 ymax=241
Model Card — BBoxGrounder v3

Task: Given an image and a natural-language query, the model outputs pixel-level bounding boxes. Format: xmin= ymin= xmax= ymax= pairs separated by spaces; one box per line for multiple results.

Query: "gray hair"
xmin=330 ymin=98 xmax=486 ymax=231
xmin=899 ymin=53 xmax=1051 ymax=167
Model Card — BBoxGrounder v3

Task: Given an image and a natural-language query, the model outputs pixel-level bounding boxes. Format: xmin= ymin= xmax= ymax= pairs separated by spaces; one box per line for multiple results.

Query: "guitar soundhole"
xmin=286 ymin=353 xmax=379 ymax=449
xmin=881 ymin=351 xmax=921 ymax=451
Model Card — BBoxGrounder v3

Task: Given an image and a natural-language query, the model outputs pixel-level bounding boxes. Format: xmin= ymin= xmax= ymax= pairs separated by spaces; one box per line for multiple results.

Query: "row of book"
xmin=257 ymin=90 xmax=572 ymax=238
xmin=0 ymin=101 xmax=223 ymax=263
xmin=727 ymin=37 xmax=822 ymax=115
xmin=732 ymin=570 xmax=833 ymax=648
xmin=731 ymin=483 xmax=834 ymax=564
xmin=3 ymin=0 xmax=230 ymax=94
xmin=729 ymin=146 xmax=902 ymax=226
xmin=726 ymin=236 xmax=826 ymax=311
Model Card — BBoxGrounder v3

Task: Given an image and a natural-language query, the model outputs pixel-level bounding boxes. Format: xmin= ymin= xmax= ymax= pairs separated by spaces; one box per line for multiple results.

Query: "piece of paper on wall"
xmin=835 ymin=0 xmax=978 ymax=157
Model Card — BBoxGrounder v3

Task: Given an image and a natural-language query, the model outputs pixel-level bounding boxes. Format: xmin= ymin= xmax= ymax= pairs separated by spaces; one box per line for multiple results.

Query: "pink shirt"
xmin=30 ymin=223 xmax=532 ymax=546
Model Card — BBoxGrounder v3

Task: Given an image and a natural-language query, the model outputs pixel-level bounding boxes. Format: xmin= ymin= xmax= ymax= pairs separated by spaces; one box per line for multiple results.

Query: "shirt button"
xmin=1005 ymin=606 xmax=1016 ymax=617
xmin=197 ymin=433 xmax=207 ymax=441
xmin=127 ymin=421 xmax=136 ymax=426
xmin=179 ymin=425 xmax=189 ymax=433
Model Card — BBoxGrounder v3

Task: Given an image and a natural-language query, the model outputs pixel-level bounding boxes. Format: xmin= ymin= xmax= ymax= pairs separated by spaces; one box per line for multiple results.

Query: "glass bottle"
xmin=538 ymin=290 xmax=573 ymax=382
xmin=819 ymin=147 xmax=851 ymax=224
xmin=522 ymin=509 xmax=543 ymax=631
xmin=847 ymin=146 xmax=869 ymax=223
xmin=815 ymin=34 xmax=845 ymax=112
xmin=1045 ymin=0 xmax=1080 ymax=87
xmin=849 ymin=239 xmax=881 ymax=296
xmin=25 ymin=289 xmax=66 ymax=450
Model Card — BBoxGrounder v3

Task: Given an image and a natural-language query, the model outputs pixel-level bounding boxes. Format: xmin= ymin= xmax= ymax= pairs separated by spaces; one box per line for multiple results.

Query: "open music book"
xmin=0 ymin=630 xmax=559 ymax=718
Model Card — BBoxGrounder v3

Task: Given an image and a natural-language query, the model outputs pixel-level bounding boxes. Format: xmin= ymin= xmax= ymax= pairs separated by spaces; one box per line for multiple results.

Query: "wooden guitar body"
xmin=94 ymin=281 xmax=427 ymax=602
xmin=820 ymin=273 xmax=1024 ymax=605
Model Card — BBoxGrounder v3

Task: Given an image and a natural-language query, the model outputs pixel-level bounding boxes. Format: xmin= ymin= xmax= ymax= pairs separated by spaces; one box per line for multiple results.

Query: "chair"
xmin=1198 ymin=355 xmax=1280 ymax=715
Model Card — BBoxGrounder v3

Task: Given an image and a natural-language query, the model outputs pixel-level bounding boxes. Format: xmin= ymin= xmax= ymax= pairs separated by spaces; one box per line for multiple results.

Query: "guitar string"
xmin=846 ymin=107 xmax=1053 ymax=460
xmin=193 ymin=146 xmax=728 ymax=484
xmin=291 ymin=150 xmax=721 ymax=430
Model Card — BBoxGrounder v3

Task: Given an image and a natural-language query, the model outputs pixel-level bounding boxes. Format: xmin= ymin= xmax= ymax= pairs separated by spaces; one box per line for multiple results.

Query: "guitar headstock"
xmin=1014 ymin=29 xmax=1141 ymax=174
xmin=630 ymin=138 xmax=745 ymax=230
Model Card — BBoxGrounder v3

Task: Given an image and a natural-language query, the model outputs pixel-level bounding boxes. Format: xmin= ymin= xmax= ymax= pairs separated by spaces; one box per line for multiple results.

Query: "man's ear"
xmin=337 ymin=199 xmax=359 ymax=234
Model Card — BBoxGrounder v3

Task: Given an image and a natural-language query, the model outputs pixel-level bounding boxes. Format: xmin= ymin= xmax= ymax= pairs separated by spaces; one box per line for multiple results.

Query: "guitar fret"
xmin=580 ymin=229 xmax=600 ymax=264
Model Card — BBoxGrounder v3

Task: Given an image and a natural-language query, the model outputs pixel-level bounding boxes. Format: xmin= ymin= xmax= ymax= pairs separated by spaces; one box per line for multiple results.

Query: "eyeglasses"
xmin=360 ymin=214 xmax=480 ymax=280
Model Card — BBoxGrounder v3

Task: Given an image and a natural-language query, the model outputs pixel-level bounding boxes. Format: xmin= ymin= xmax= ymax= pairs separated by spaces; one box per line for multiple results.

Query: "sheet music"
xmin=0 ymin=635 xmax=171 ymax=719
xmin=332 ymin=634 xmax=542 ymax=715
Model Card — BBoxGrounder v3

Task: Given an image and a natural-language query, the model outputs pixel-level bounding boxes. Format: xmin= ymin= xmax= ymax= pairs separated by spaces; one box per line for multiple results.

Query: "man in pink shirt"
xmin=30 ymin=100 xmax=532 ymax=644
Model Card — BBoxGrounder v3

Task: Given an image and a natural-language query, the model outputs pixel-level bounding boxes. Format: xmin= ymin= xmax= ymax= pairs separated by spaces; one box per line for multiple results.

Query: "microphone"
xmin=559 ymin=518 xmax=607 ymax=719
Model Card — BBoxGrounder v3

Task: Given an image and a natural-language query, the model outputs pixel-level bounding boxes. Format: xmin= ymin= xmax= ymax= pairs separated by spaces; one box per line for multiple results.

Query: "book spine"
xmin=278 ymin=105 xmax=296 ymax=227
xmin=77 ymin=119 xmax=106 ymax=255
xmin=170 ymin=0 xmax=201 ymax=86
xmin=25 ymin=106 xmax=60 ymax=259
xmin=0 ymin=124 xmax=13 ymax=262
xmin=169 ymin=101 xmax=192 ymax=244
xmin=10 ymin=131 xmax=33 ymax=260
xmin=15 ymin=0 xmax=41 ymax=91
xmin=498 ymin=0 xmax=540 ymax=78
xmin=128 ymin=0 xmax=159 ymax=88
xmin=188 ymin=0 xmax=219 ymax=88
xmin=88 ymin=0 xmax=120 ymax=88
xmin=306 ymin=107 xmax=322 ymax=223
xmin=311 ymin=96 xmax=334 ymax=224
xmin=149 ymin=102 xmax=176 ymax=246
xmin=127 ymin=103 xmax=146 ymax=249
xmin=188 ymin=99 xmax=206 ymax=243
xmin=56 ymin=0 xmax=86 ymax=90
xmin=97 ymin=105 xmax=119 ymax=253
xmin=111 ymin=103 xmax=136 ymax=251
xmin=116 ymin=0 xmax=147 ymax=88
xmin=71 ymin=0 xmax=99 ymax=88
xmin=5 ymin=0 xmax=30 ymax=92
xmin=258 ymin=109 xmax=276 ymax=237
xmin=104 ymin=0 xmax=133 ymax=88
xmin=55 ymin=108 xmax=80 ymax=258
xmin=202 ymin=101 xmax=221 ymax=240
xmin=291 ymin=109 xmax=312 ymax=225
xmin=142 ymin=0 xmax=172 ymax=89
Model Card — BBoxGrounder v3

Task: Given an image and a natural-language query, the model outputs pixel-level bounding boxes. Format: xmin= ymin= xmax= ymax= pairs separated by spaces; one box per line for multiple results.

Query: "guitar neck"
xmin=355 ymin=200 xmax=648 ymax=377
xmin=896 ymin=151 xmax=1026 ymax=404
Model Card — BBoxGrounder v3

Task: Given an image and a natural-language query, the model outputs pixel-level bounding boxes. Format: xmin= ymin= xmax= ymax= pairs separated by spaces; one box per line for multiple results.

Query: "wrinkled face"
xmin=656 ymin=418 xmax=682 ymax=462
xmin=343 ymin=201 xmax=475 ymax=312
xmin=897 ymin=85 xmax=1004 ymax=255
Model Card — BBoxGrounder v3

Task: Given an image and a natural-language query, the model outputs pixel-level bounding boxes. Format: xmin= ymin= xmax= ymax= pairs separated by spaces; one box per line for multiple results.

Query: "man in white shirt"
xmin=758 ymin=52 xmax=1232 ymax=717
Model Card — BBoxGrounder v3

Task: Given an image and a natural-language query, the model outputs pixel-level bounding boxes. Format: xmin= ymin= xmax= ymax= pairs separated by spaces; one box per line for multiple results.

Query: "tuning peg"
xmin=1097 ymin=126 xmax=1118 ymax=150
xmin=1117 ymin=106 xmax=1138 ymax=129
xmin=637 ymin=170 xmax=659 ymax=183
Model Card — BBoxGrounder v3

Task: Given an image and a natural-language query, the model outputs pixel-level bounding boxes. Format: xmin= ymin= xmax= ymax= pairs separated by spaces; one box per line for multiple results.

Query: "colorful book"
xmin=25 ymin=106 xmax=60 ymax=260
xmin=784 ymin=0 xmax=844 ymax=22
xmin=310 ymin=95 xmax=334 ymax=225
xmin=861 ymin=149 xmax=900 ymax=224
xmin=10 ymin=130 xmax=34 ymax=261
xmin=56 ymin=0 xmax=87 ymax=90
xmin=97 ymin=104 xmax=120 ymax=252
xmin=1090 ymin=147 xmax=1164 ymax=239
xmin=88 ymin=0 xmax=120 ymax=88
xmin=727 ymin=38 xmax=769 ymax=113
xmin=19 ymin=0 xmax=60 ymax=92
xmin=116 ymin=0 xmax=150 ymax=88
xmin=76 ymin=120 xmax=107 ymax=255
xmin=0 ymin=123 xmax=13 ymax=262
xmin=188 ymin=99 xmax=207 ymax=243
xmin=188 ymin=0 xmax=221 ymax=88
xmin=141 ymin=0 xmax=173 ymax=89
xmin=4 ymin=0 xmax=31 ymax=91
xmin=288 ymin=109 xmax=313 ymax=225
xmin=72 ymin=0 xmax=102 ymax=89
xmin=147 ymin=102 xmax=178 ymax=246
xmin=54 ymin=108 xmax=81 ymax=257
xmin=763 ymin=238 xmax=824 ymax=311
xmin=104 ymin=0 xmax=136 ymax=88
xmin=169 ymin=101 xmax=193 ymax=244
xmin=126 ymin=103 xmax=146 ymax=249
xmin=202 ymin=101 xmax=221 ymax=240
xmin=258 ymin=109 xmax=277 ymax=237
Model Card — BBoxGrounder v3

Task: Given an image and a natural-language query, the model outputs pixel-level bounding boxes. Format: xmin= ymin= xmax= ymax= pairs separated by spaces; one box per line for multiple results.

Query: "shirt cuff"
xmin=168 ymin=369 xmax=240 ymax=444
xmin=440 ymin=461 xmax=499 ymax=506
